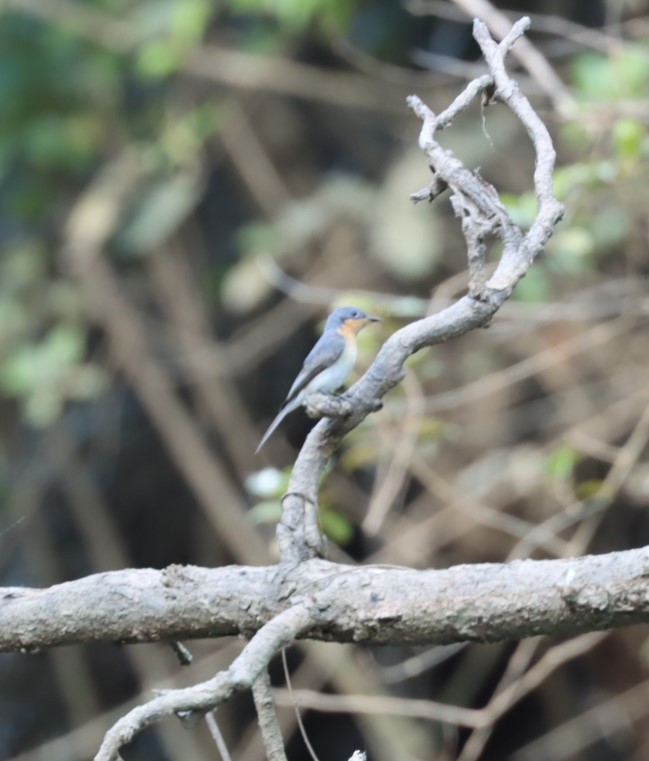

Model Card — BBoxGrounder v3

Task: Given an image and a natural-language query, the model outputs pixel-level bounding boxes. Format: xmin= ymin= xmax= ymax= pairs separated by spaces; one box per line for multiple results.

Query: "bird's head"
xmin=326 ymin=306 xmax=380 ymax=335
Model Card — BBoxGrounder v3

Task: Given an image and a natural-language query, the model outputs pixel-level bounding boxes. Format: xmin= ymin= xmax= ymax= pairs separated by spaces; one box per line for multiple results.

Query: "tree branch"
xmin=0 ymin=16 xmax=572 ymax=760
xmin=94 ymin=604 xmax=312 ymax=761
xmin=4 ymin=548 xmax=649 ymax=653
xmin=253 ymin=669 xmax=289 ymax=761
xmin=277 ymin=17 xmax=564 ymax=565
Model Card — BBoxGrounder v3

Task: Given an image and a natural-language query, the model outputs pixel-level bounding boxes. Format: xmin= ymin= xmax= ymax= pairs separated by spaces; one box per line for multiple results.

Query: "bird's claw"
xmin=305 ymin=393 xmax=353 ymax=419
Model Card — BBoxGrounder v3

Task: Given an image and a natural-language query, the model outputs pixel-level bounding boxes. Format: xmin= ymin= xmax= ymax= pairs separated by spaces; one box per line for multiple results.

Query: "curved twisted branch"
xmin=278 ymin=17 xmax=564 ymax=564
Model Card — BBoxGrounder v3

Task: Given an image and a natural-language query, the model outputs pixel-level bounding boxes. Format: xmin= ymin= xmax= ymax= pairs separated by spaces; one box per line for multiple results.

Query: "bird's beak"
xmin=367 ymin=316 xmax=381 ymax=322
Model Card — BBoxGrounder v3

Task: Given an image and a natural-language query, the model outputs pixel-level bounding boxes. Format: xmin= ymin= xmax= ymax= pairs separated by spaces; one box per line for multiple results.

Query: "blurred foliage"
xmin=4 ymin=2 xmax=649 ymax=759
xmin=502 ymin=46 xmax=649 ymax=304
xmin=246 ymin=465 xmax=354 ymax=545
xmin=0 ymin=0 xmax=220 ymax=425
xmin=546 ymin=443 xmax=579 ymax=483
xmin=570 ymin=45 xmax=649 ymax=101
xmin=135 ymin=0 xmax=214 ymax=77
xmin=5 ymin=0 xmax=644 ymax=424
xmin=228 ymin=0 xmax=354 ymax=35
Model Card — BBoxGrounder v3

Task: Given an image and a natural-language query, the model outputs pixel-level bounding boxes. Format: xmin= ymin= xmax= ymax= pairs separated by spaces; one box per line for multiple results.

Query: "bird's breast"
xmin=306 ymin=339 xmax=357 ymax=395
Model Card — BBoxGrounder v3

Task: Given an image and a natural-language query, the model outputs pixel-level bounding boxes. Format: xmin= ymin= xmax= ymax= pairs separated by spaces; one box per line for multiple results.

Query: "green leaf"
xmin=24 ymin=389 xmax=63 ymax=427
xmin=1 ymin=324 xmax=84 ymax=399
xmin=546 ymin=444 xmax=579 ymax=482
xmin=547 ymin=227 xmax=594 ymax=273
xmin=3 ymin=242 xmax=46 ymax=288
xmin=320 ymin=508 xmax=354 ymax=545
xmin=613 ymin=117 xmax=645 ymax=159
xmin=45 ymin=324 xmax=84 ymax=366
xmin=571 ymin=48 xmax=649 ymax=100
xmin=172 ymin=0 xmax=211 ymax=41
xmin=512 ymin=267 xmax=550 ymax=303
xmin=137 ymin=40 xmax=184 ymax=78
xmin=501 ymin=192 xmax=537 ymax=227
xmin=370 ymin=148 xmax=440 ymax=280
xmin=590 ymin=207 xmax=629 ymax=251
xmin=1 ymin=346 xmax=44 ymax=395
xmin=69 ymin=365 xmax=110 ymax=400
xmin=249 ymin=500 xmax=282 ymax=524
xmin=575 ymin=479 xmax=611 ymax=501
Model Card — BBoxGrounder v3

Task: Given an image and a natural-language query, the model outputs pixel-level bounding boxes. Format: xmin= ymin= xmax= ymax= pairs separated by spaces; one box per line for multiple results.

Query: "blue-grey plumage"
xmin=255 ymin=306 xmax=380 ymax=453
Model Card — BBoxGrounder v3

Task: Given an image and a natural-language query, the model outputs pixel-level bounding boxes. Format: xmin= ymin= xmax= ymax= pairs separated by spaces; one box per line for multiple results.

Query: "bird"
xmin=255 ymin=306 xmax=380 ymax=453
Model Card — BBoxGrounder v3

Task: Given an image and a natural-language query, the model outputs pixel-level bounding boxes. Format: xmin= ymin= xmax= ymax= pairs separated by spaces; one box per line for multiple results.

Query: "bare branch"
xmin=4 ymin=548 xmax=649 ymax=653
xmin=277 ymin=17 xmax=564 ymax=565
xmin=272 ymin=633 xmax=605 ymax=731
xmin=0 ymin=14 xmax=577 ymax=760
xmin=94 ymin=605 xmax=312 ymax=761
xmin=253 ymin=669 xmax=289 ymax=761
xmin=205 ymin=712 xmax=235 ymax=761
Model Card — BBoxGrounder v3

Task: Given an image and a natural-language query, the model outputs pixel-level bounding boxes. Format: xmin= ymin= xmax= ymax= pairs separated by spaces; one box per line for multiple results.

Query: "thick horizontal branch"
xmin=3 ymin=547 xmax=649 ymax=653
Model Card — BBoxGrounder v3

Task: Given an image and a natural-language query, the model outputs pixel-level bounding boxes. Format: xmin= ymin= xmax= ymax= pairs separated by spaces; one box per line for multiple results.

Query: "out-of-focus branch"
xmin=272 ymin=632 xmax=606 ymax=729
xmin=63 ymin=153 xmax=269 ymax=566
xmin=277 ymin=17 xmax=564 ymax=564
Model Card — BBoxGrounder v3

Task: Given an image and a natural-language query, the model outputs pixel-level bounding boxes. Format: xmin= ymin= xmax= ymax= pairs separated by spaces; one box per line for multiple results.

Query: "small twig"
xmin=205 ymin=712 xmax=235 ymax=761
xmin=252 ymin=669 xmax=289 ymax=761
xmin=94 ymin=605 xmax=312 ymax=761
xmin=282 ymin=648 xmax=322 ymax=761
xmin=273 ymin=687 xmax=485 ymax=728
xmin=448 ymin=0 xmax=575 ymax=116
xmin=169 ymin=640 xmax=193 ymax=666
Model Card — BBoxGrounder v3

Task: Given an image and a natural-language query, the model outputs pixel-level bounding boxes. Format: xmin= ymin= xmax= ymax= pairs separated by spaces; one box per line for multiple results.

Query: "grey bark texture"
xmin=3 ymin=550 xmax=649 ymax=655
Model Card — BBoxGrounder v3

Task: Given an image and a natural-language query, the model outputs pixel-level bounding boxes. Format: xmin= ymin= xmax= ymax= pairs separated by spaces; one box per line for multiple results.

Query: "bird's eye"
xmin=352 ymin=310 xmax=359 ymax=317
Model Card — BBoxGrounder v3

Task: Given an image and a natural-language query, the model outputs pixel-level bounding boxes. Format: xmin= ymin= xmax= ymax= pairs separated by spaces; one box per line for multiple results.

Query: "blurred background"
xmin=1 ymin=0 xmax=649 ymax=759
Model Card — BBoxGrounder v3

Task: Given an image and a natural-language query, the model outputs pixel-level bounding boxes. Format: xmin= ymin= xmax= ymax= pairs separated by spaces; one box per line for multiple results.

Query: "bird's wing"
xmin=256 ymin=331 xmax=346 ymax=453
xmin=284 ymin=331 xmax=345 ymax=405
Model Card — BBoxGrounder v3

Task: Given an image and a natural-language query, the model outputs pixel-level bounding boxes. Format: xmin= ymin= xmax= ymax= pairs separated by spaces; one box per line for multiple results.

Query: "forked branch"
xmin=4 ymin=15 xmax=566 ymax=761
xmin=277 ymin=17 xmax=563 ymax=564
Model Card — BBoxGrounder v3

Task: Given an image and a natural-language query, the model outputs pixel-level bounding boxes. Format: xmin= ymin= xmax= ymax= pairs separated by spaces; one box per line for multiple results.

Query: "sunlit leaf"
xmin=546 ymin=444 xmax=579 ymax=482
xmin=511 ymin=267 xmax=550 ymax=303
xmin=574 ymin=479 xmax=613 ymax=501
xmin=501 ymin=192 xmax=537 ymax=227
xmin=546 ymin=228 xmax=594 ymax=273
xmin=249 ymin=500 xmax=282 ymax=524
xmin=320 ymin=508 xmax=354 ymax=545
xmin=613 ymin=117 xmax=645 ymax=159
xmin=137 ymin=40 xmax=184 ymax=78
xmin=571 ymin=48 xmax=649 ymax=100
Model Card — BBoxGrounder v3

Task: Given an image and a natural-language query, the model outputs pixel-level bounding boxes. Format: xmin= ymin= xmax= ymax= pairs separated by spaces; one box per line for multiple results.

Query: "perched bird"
xmin=255 ymin=306 xmax=380 ymax=453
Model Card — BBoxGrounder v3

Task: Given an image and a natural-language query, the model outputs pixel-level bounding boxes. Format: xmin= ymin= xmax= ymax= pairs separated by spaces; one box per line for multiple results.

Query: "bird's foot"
xmin=305 ymin=392 xmax=353 ymax=419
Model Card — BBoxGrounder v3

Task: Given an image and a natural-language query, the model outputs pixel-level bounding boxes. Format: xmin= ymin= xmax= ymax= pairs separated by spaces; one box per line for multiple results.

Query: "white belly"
xmin=304 ymin=340 xmax=357 ymax=396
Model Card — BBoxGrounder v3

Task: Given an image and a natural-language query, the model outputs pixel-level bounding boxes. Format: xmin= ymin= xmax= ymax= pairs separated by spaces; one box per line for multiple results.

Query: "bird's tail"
xmin=255 ymin=399 xmax=299 ymax=454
